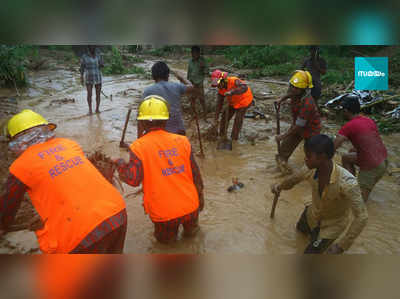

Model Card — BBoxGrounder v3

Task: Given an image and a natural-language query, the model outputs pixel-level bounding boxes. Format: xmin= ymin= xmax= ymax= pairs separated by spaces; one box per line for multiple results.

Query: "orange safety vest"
xmin=218 ymin=76 xmax=253 ymax=109
xmin=9 ymin=138 xmax=126 ymax=253
xmin=130 ymin=130 xmax=199 ymax=222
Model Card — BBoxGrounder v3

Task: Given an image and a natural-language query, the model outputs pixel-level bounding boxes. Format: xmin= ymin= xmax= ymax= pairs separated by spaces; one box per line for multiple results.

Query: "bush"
xmin=103 ymin=47 xmax=125 ymax=75
xmin=222 ymin=46 xmax=308 ymax=69
xmin=125 ymin=55 xmax=144 ymax=63
xmin=323 ymin=69 xmax=354 ymax=85
xmin=128 ymin=65 xmax=146 ymax=75
xmin=148 ymin=46 xmax=190 ymax=57
xmin=103 ymin=46 xmax=147 ymax=76
xmin=0 ymin=45 xmax=37 ymax=87
xmin=248 ymin=62 xmax=296 ymax=79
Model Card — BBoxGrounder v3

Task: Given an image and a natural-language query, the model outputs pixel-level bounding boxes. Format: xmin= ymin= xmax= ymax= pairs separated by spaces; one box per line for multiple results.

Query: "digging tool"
xmin=120 ymin=108 xmax=132 ymax=148
xmin=274 ymin=101 xmax=283 ymax=169
xmin=217 ymin=103 xmax=232 ymax=150
xmin=190 ymin=98 xmax=205 ymax=157
xmin=270 ymin=190 xmax=280 ymax=219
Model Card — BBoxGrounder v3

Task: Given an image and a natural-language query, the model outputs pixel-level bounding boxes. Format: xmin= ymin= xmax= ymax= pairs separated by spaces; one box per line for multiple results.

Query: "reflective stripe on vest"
xmin=130 ymin=130 xmax=199 ymax=222
xmin=9 ymin=138 xmax=126 ymax=253
xmin=219 ymin=77 xmax=253 ymax=109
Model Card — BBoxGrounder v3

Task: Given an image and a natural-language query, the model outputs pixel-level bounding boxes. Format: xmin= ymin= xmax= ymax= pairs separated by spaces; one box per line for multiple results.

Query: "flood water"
xmin=0 ymin=54 xmax=399 ymax=254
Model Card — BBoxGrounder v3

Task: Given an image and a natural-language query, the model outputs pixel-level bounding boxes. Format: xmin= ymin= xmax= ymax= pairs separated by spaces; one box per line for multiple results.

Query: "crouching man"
xmin=115 ymin=95 xmax=204 ymax=243
xmin=1 ymin=110 xmax=127 ymax=253
xmin=271 ymin=134 xmax=368 ymax=254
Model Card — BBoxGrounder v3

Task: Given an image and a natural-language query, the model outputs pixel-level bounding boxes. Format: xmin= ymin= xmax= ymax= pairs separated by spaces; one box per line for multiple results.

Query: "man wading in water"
xmin=271 ymin=134 xmax=368 ymax=254
xmin=276 ymin=70 xmax=321 ymax=173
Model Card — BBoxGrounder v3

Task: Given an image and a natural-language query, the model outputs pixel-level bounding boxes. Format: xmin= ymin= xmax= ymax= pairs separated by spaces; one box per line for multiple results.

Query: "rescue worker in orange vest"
xmin=211 ymin=70 xmax=253 ymax=140
xmin=0 ymin=110 xmax=127 ymax=253
xmin=115 ymin=95 xmax=204 ymax=244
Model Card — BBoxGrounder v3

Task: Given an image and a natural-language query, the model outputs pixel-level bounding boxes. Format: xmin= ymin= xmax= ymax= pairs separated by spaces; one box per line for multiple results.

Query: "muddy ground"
xmin=0 ymin=51 xmax=399 ymax=254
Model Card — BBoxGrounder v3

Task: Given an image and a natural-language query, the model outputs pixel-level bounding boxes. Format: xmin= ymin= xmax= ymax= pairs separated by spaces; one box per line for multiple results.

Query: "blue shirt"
xmin=143 ymin=81 xmax=187 ymax=134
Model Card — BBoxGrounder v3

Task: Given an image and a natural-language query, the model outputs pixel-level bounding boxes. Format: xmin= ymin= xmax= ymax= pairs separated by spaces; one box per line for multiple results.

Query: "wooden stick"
xmin=191 ymin=98 xmax=205 ymax=157
xmin=274 ymin=101 xmax=281 ymax=154
xmin=270 ymin=192 xmax=280 ymax=219
xmin=271 ymin=101 xmax=282 ymax=218
xmin=12 ymin=79 xmax=20 ymax=97
xmin=120 ymin=108 xmax=132 ymax=148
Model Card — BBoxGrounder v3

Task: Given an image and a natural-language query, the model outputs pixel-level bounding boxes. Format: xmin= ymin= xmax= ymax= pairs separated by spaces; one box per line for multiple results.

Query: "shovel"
xmin=216 ymin=104 xmax=232 ymax=150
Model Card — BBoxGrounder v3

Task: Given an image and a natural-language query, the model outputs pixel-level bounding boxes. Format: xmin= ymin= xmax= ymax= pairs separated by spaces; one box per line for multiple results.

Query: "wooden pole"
xmin=120 ymin=108 xmax=132 ymax=148
xmin=191 ymin=98 xmax=205 ymax=157
xmin=270 ymin=192 xmax=280 ymax=219
xmin=274 ymin=101 xmax=281 ymax=154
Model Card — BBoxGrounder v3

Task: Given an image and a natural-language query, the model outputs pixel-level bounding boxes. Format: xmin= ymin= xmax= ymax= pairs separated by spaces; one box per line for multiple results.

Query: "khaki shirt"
xmin=280 ymin=163 xmax=368 ymax=250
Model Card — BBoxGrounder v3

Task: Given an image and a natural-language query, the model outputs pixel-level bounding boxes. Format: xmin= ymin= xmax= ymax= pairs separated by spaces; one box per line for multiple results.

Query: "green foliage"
xmin=63 ymin=52 xmax=76 ymax=62
xmin=125 ymin=45 xmax=145 ymax=54
xmin=125 ymin=55 xmax=144 ymax=63
xmin=222 ymin=46 xmax=356 ymax=85
xmin=103 ymin=47 xmax=125 ymax=75
xmin=222 ymin=46 xmax=308 ymax=69
xmin=389 ymin=48 xmax=400 ymax=86
xmin=47 ymin=45 xmax=73 ymax=51
xmin=248 ymin=63 xmax=295 ymax=79
xmin=0 ymin=45 xmax=37 ymax=87
xmin=103 ymin=46 xmax=146 ymax=76
xmin=323 ymin=69 xmax=353 ymax=84
xmin=148 ymin=46 xmax=190 ymax=57
xmin=128 ymin=65 xmax=146 ymax=75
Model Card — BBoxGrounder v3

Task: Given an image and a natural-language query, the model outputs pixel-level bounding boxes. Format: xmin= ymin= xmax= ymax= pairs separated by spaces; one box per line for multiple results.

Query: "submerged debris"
xmin=227 ymin=177 xmax=244 ymax=192
xmin=48 ymin=98 xmax=75 ymax=106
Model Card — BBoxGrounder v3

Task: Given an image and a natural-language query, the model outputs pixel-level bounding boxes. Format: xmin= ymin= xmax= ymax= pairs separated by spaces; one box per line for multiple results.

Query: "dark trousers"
xmin=219 ymin=105 xmax=249 ymax=140
xmin=279 ymin=133 xmax=304 ymax=162
xmin=191 ymin=83 xmax=206 ymax=115
xmin=297 ymin=206 xmax=334 ymax=254
xmin=153 ymin=209 xmax=199 ymax=243
xmin=70 ymin=210 xmax=128 ymax=254
xmin=70 ymin=223 xmax=127 ymax=254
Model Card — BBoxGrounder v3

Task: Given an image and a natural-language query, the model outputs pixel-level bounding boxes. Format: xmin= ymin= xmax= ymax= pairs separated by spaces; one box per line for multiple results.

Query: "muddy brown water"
xmin=0 ymin=55 xmax=399 ymax=254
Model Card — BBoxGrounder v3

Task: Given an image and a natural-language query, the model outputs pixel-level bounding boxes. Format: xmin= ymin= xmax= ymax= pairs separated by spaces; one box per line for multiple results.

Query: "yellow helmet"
xmin=7 ymin=109 xmax=56 ymax=138
xmin=137 ymin=95 xmax=169 ymax=121
xmin=289 ymin=70 xmax=313 ymax=89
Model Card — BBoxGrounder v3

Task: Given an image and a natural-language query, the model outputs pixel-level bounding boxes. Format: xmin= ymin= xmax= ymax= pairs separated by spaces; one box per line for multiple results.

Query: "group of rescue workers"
xmin=0 ymin=46 xmax=388 ymax=254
